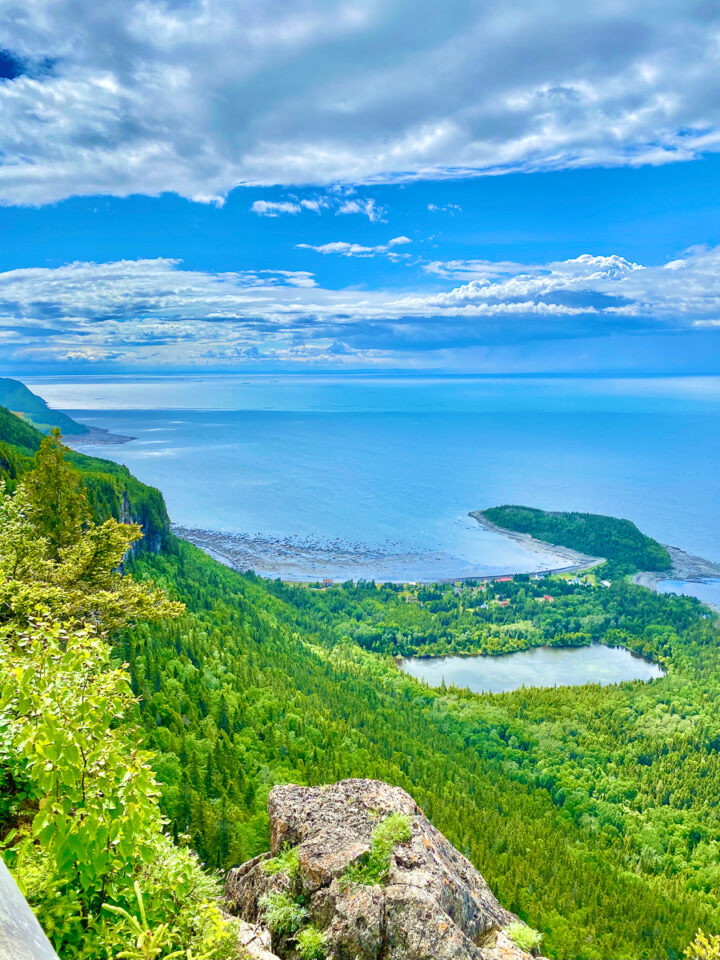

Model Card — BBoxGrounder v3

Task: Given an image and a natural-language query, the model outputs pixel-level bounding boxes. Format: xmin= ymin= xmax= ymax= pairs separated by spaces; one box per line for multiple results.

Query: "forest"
xmin=480 ymin=505 xmax=672 ymax=572
xmin=0 ymin=405 xmax=170 ymax=549
xmin=0 ymin=416 xmax=719 ymax=959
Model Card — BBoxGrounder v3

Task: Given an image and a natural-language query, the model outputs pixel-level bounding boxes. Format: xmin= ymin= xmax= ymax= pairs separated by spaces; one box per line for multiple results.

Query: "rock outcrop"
xmin=225 ymin=779 xmax=544 ymax=960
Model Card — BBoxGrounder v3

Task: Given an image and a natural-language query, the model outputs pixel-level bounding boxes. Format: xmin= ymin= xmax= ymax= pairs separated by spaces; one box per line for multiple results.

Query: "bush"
xmin=258 ymin=890 xmax=308 ymax=935
xmin=685 ymin=930 xmax=720 ymax=960
xmin=296 ymin=925 xmax=329 ymax=960
xmin=505 ymin=920 xmax=543 ymax=953
xmin=342 ymin=812 xmax=412 ymax=886
xmin=262 ymin=844 xmax=300 ymax=881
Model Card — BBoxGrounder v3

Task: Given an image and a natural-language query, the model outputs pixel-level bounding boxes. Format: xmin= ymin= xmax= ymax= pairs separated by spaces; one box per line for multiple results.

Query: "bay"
xmin=25 ymin=374 xmax=720 ymax=581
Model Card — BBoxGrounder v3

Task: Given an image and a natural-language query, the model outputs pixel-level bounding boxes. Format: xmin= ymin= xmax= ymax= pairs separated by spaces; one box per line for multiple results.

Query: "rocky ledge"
xmin=225 ymin=778 xmax=546 ymax=960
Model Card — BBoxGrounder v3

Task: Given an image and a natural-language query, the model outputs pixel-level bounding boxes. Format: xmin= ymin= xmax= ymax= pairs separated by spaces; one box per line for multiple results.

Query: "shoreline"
xmin=633 ymin=545 xmax=720 ymax=612
xmin=64 ymin=425 xmax=136 ymax=446
xmin=175 ymin=516 xmax=606 ymax=585
xmin=467 ymin=510 xmax=604 ymax=573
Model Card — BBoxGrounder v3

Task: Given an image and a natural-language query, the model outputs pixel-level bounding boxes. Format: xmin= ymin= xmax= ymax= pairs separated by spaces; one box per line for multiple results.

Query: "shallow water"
xmin=656 ymin=579 xmax=720 ymax=609
xmin=400 ymin=644 xmax=665 ymax=694
xmin=25 ymin=374 xmax=720 ymax=581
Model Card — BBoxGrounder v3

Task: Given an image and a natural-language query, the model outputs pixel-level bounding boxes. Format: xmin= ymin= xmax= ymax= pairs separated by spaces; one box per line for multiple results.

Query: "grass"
xmin=262 ymin=844 xmax=301 ymax=881
xmin=257 ymin=891 xmax=307 ymax=935
xmin=342 ymin=812 xmax=412 ymax=886
xmin=505 ymin=920 xmax=543 ymax=953
xmin=295 ymin=925 xmax=330 ymax=960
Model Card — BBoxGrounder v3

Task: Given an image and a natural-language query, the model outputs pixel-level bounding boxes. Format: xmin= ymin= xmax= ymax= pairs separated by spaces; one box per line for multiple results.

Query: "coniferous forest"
xmin=1 ymin=417 xmax=720 ymax=960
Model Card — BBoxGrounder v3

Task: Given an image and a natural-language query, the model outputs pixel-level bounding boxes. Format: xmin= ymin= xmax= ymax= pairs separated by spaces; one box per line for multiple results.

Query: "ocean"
xmin=25 ymin=375 xmax=720 ymax=588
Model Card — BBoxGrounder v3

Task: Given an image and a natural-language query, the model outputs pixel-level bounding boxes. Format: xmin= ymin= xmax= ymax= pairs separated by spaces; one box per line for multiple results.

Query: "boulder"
xmin=226 ymin=779 xmax=544 ymax=960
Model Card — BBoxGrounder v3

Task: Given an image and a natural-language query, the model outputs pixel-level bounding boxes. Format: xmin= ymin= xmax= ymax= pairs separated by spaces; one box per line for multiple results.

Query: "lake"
xmin=25 ymin=374 xmax=720 ymax=582
xmin=400 ymin=644 xmax=665 ymax=694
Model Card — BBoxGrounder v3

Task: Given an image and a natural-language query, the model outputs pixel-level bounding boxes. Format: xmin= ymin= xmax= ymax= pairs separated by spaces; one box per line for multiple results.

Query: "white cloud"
xmin=297 ymin=236 xmax=411 ymax=258
xmin=337 ymin=199 xmax=386 ymax=222
xmin=2 ymin=2 xmax=720 ymax=205
xmin=0 ymin=247 xmax=718 ymax=369
xmin=428 ymin=203 xmax=462 ymax=214
xmin=251 ymin=200 xmax=302 ymax=216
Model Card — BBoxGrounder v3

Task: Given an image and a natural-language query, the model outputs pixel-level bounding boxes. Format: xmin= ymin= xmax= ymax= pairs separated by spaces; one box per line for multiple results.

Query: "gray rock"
xmin=225 ymin=779 xmax=542 ymax=960
xmin=237 ymin=919 xmax=281 ymax=960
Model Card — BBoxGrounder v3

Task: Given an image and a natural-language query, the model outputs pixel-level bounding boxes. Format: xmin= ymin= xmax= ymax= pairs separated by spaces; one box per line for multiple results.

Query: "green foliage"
xmin=128 ymin=538 xmax=720 ymax=959
xmin=262 ymin=844 xmax=301 ymax=881
xmin=0 ymin=453 xmax=182 ymax=632
xmin=103 ymin=881 xmax=187 ymax=959
xmin=342 ymin=812 xmax=411 ymax=886
xmin=295 ymin=925 xmax=329 ymax=960
xmin=0 ymin=404 xmax=43 ymax=453
xmin=481 ymin=504 xmax=672 ymax=571
xmin=258 ymin=890 xmax=308 ymax=935
xmin=22 ymin=430 xmax=91 ymax=553
xmin=0 ymin=405 xmax=171 ymax=551
xmin=686 ymin=930 xmax=720 ymax=960
xmin=265 ymin=572 xmax=683 ymax=664
xmin=0 ymin=439 xmax=233 ymax=960
xmin=1 ymin=618 xmax=162 ymax=916
xmin=505 ymin=920 xmax=543 ymax=952
xmin=100 ymin=845 xmax=237 ymax=960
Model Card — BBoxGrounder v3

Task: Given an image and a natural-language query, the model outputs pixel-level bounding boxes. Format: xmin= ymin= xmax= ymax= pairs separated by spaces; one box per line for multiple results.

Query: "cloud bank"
xmin=2 ymin=1 xmax=720 ymax=204
xmin=1 ymin=247 xmax=719 ymax=369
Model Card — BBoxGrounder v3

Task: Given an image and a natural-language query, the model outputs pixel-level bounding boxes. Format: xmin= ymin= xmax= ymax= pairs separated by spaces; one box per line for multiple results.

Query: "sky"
xmin=1 ymin=0 xmax=719 ymax=376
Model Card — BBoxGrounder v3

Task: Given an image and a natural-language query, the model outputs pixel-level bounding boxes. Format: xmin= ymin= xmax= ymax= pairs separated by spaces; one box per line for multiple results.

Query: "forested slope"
xmin=0 ymin=405 xmax=169 ymax=550
xmin=129 ymin=540 xmax=720 ymax=959
xmin=0 ymin=378 xmax=87 ymax=435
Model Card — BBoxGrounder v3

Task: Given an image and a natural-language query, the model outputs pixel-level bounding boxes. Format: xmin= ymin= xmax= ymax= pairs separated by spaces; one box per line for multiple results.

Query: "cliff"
xmin=225 ymin=779 xmax=546 ymax=960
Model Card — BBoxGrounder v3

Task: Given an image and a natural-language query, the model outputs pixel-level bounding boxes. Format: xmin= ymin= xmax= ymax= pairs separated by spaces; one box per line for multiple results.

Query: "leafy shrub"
xmin=295 ymin=925 xmax=329 ymax=960
xmin=505 ymin=920 xmax=543 ymax=952
xmin=342 ymin=812 xmax=411 ymax=886
xmin=262 ymin=844 xmax=300 ymax=881
xmin=258 ymin=890 xmax=308 ymax=935
xmin=686 ymin=930 xmax=720 ymax=960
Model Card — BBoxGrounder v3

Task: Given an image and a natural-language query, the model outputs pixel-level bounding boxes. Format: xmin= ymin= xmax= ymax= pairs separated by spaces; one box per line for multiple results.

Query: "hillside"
xmin=127 ymin=536 xmax=719 ymax=959
xmin=0 ymin=404 xmax=169 ymax=551
xmin=0 ymin=378 xmax=88 ymax=435
xmin=478 ymin=505 xmax=672 ymax=572
xmin=2 ymin=430 xmax=719 ymax=959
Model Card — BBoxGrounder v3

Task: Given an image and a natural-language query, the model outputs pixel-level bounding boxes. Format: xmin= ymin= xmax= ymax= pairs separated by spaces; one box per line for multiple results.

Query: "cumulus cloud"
xmin=1 ymin=247 xmax=719 ymax=369
xmin=297 ymin=236 xmax=411 ymax=258
xmin=336 ymin=198 xmax=386 ymax=222
xmin=3 ymin=1 xmax=720 ymax=205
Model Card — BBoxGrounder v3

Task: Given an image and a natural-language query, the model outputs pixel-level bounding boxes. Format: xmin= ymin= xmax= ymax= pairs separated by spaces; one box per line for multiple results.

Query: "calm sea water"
xmin=657 ymin=579 xmax=720 ymax=609
xmin=25 ymin=375 xmax=720 ymax=581
xmin=400 ymin=645 xmax=665 ymax=694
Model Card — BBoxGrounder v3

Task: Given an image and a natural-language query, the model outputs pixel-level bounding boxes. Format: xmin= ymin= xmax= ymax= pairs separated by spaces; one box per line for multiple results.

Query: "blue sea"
xmin=25 ymin=375 xmax=720 ymax=595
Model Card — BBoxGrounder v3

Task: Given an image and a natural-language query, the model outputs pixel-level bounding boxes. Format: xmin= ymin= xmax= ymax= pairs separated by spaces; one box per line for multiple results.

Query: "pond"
xmin=399 ymin=643 xmax=665 ymax=695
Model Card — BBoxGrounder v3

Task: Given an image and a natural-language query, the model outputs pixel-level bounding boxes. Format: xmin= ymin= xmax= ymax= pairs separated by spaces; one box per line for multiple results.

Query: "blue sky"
xmin=1 ymin=0 xmax=720 ymax=375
